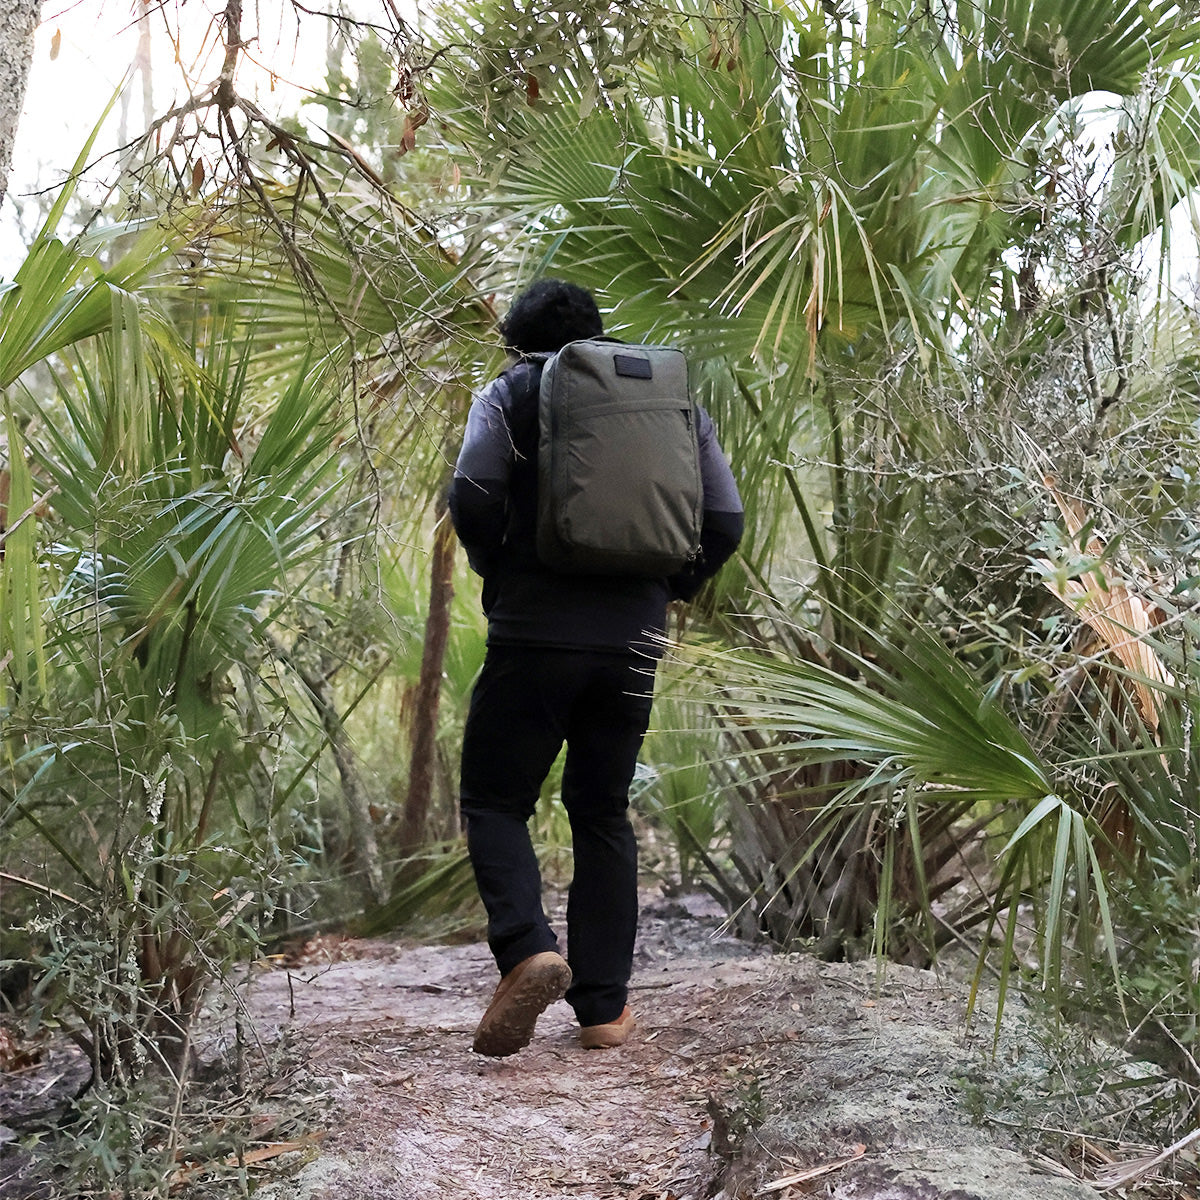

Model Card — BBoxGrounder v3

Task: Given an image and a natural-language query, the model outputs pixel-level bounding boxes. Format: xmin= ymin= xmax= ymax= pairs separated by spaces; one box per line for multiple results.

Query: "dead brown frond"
xmin=1092 ymin=1124 xmax=1200 ymax=1193
xmin=1039 ymin=476 xmax=1173 ymax=732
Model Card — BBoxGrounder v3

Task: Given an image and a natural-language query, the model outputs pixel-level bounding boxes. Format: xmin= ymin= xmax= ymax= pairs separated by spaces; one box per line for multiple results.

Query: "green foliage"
xmin=422 ymin=0 xmax=1200 ymax=1023
xmin=4 ymin=0 xmax=1200 ymax=1178
xmin=35 ymin=345 xmax=341 ymax=715
xmin=0 ymin=409 xmax=46 ymax=699
xmin=636 ymin=688 xmax=726 ymax=890
xmin=5 ymin=336 xmax=349 ymax=1083
xmin=0 ymin=147 xmax=366 ymax=1143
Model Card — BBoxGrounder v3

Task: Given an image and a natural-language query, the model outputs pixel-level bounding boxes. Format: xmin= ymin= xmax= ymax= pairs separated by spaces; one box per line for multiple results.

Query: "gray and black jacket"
xmin=448 ymin=358 xmax=744 ymax=653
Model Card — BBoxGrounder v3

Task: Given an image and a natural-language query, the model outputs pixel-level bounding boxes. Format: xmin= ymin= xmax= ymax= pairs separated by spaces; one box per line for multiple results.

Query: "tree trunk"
xmin=400 ymin=501 xmax=456 ymax=853
xmin=118 ymin=2 xmax=155 ymax=146
xmin=0 ymin=1 xmax=40 ymax=209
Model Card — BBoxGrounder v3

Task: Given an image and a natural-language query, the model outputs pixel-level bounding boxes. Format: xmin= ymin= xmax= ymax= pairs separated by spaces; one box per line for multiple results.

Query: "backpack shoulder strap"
xmin=500 ymin=354 xmax=551 ymax=401
xmin=498 ymin=356 xmax=548 ymax=458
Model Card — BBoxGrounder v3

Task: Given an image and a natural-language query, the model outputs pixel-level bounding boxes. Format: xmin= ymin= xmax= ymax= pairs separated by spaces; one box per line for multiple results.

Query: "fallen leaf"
xmin=237 ymin=1141 xmax=318 ymax=1167
xmin=171 ymin=1133 xmax=325 ymax=1185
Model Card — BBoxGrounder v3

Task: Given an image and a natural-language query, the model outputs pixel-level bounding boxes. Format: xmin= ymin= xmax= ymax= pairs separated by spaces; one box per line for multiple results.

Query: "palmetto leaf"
xmin=28 ymin=323 xmax=346 ymax=713
xmin=683 ymin=607 xmax=1124 ymax=1025
xmin=0 ymin=88 xmax=181 ymax=389
xmin=189 ymin=179 xmax=495 ymax=384
xmin=0 ymin=407 xmax=48 ymax=701
xmin=704 ymin=620 xmax=1054 ymax=804
xmin=0 ymin=225 xmax=176 ymax=390
xmin=436 ymin=0 xmax=1200 ymax=356
xmin=0 ymin=111 xmax=184 ymax=691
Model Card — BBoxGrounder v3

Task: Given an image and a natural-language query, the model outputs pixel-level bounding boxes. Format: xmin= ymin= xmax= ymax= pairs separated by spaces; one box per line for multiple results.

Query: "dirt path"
xmin=214 ymin=893 xmax=1121 ymax=1200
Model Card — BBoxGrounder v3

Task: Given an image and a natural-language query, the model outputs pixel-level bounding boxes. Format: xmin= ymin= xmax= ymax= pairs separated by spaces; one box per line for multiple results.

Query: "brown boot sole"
xmin=473 ymin=952 xmax=572 ymax=1057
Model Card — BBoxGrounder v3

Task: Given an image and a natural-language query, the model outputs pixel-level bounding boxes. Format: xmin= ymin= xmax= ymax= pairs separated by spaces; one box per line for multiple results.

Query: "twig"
xmin=758 ymin=1144 xmax=866 ymax=1193
xmin=0 ymin=870 xmax=80 ymax=905
xmin=1153 ymin=1015 xmax=1200 ymax=1086
xmin=0 ymin=485 xmax=59 ymax=548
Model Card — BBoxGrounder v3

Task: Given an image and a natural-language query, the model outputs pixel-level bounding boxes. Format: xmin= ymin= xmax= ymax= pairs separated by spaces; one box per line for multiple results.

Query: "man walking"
xmin=449 ymin=279 xmax=743 ymax=1056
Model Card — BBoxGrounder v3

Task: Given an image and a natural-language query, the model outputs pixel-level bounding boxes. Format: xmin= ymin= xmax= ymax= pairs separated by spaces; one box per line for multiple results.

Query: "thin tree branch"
xmin=0 ymin=484 xmax=58 ymax=549
xmin=267 ymin=634 xmax=388 ymax=907
xmin=0 ymin=870 xmax=80 ymax=905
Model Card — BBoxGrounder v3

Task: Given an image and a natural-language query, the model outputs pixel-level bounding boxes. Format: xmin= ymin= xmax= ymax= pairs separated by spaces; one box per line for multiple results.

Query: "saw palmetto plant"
xmin=416 ymin=0 xmax=1200 ymax=1067
xmin=2 ymin=8 xmax=1200 ymax=1177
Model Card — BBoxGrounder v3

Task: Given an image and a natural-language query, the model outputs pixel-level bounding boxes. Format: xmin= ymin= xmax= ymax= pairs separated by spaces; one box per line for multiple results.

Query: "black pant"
xmin=459 ymin=644 xmax=657 ymax=1027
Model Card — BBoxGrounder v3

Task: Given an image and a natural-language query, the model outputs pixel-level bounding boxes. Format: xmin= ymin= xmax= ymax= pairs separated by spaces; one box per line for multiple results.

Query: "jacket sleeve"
xmin=448 ymin=374 xmax=516 ymax=579
xmin=668 ymin=406 xmax=744 ymax=602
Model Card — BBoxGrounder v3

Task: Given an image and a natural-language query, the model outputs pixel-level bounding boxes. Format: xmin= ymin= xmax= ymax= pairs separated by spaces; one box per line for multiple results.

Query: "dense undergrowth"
xmin=3 ymin=0 xmax=1200 ymax=1194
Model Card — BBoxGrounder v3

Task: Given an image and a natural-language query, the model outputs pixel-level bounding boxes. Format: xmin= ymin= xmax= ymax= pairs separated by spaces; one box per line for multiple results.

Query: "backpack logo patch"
xmin=613 ymin=353 xmax=653 ymax=380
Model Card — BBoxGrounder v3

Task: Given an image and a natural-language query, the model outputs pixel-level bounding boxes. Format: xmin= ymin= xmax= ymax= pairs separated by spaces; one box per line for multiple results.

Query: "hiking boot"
xmin=579 ymin=1006 xmax=636 ymax=1050
xmin=472 ymin=951 xmax=572 ymax=1057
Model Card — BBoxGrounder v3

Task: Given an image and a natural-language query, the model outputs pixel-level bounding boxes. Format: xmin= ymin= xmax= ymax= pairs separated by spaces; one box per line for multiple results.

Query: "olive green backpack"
xmin=536 ymin=339 xmax=703 ymax=576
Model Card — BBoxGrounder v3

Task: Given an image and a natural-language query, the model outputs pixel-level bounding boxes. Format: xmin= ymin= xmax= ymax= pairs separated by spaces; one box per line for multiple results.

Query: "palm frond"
xmin=1037 ymin=477 xmax=1175 ymax=730
xmin=682 ymin=606 xmax=1125 ymax=1024
xmin=0 ymin=407 xmax=48 ymax=700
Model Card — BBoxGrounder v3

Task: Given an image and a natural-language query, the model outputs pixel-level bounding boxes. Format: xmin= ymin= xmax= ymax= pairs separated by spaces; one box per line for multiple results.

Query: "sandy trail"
xmin=225 ymin=894 xmax=1107 ymax=1200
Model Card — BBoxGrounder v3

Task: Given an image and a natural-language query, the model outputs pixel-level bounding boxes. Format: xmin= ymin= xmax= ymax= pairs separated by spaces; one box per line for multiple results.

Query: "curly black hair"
xmin=498 ymin=278 xmax=604 ymax=355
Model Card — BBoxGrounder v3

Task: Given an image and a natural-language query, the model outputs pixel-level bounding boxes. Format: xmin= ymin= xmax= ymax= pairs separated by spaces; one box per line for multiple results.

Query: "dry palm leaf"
xmin=1039 ymin=477 xmax=1173 ymax=732
xmin=1093 ymin=1124 xmax=1200 ymax=1192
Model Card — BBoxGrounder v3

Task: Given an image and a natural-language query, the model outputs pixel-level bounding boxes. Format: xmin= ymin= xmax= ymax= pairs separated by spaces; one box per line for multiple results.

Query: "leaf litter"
xmin=0 ymin=891 xmax=1172 ymax=1199
xmin=174 ymin=891 xmax=1200 ymax=1200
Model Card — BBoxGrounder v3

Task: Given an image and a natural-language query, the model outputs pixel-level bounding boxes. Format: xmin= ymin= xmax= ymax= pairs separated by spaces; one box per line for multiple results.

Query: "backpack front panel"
xmin=537 ymin=341 xmax=702 ymax=576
